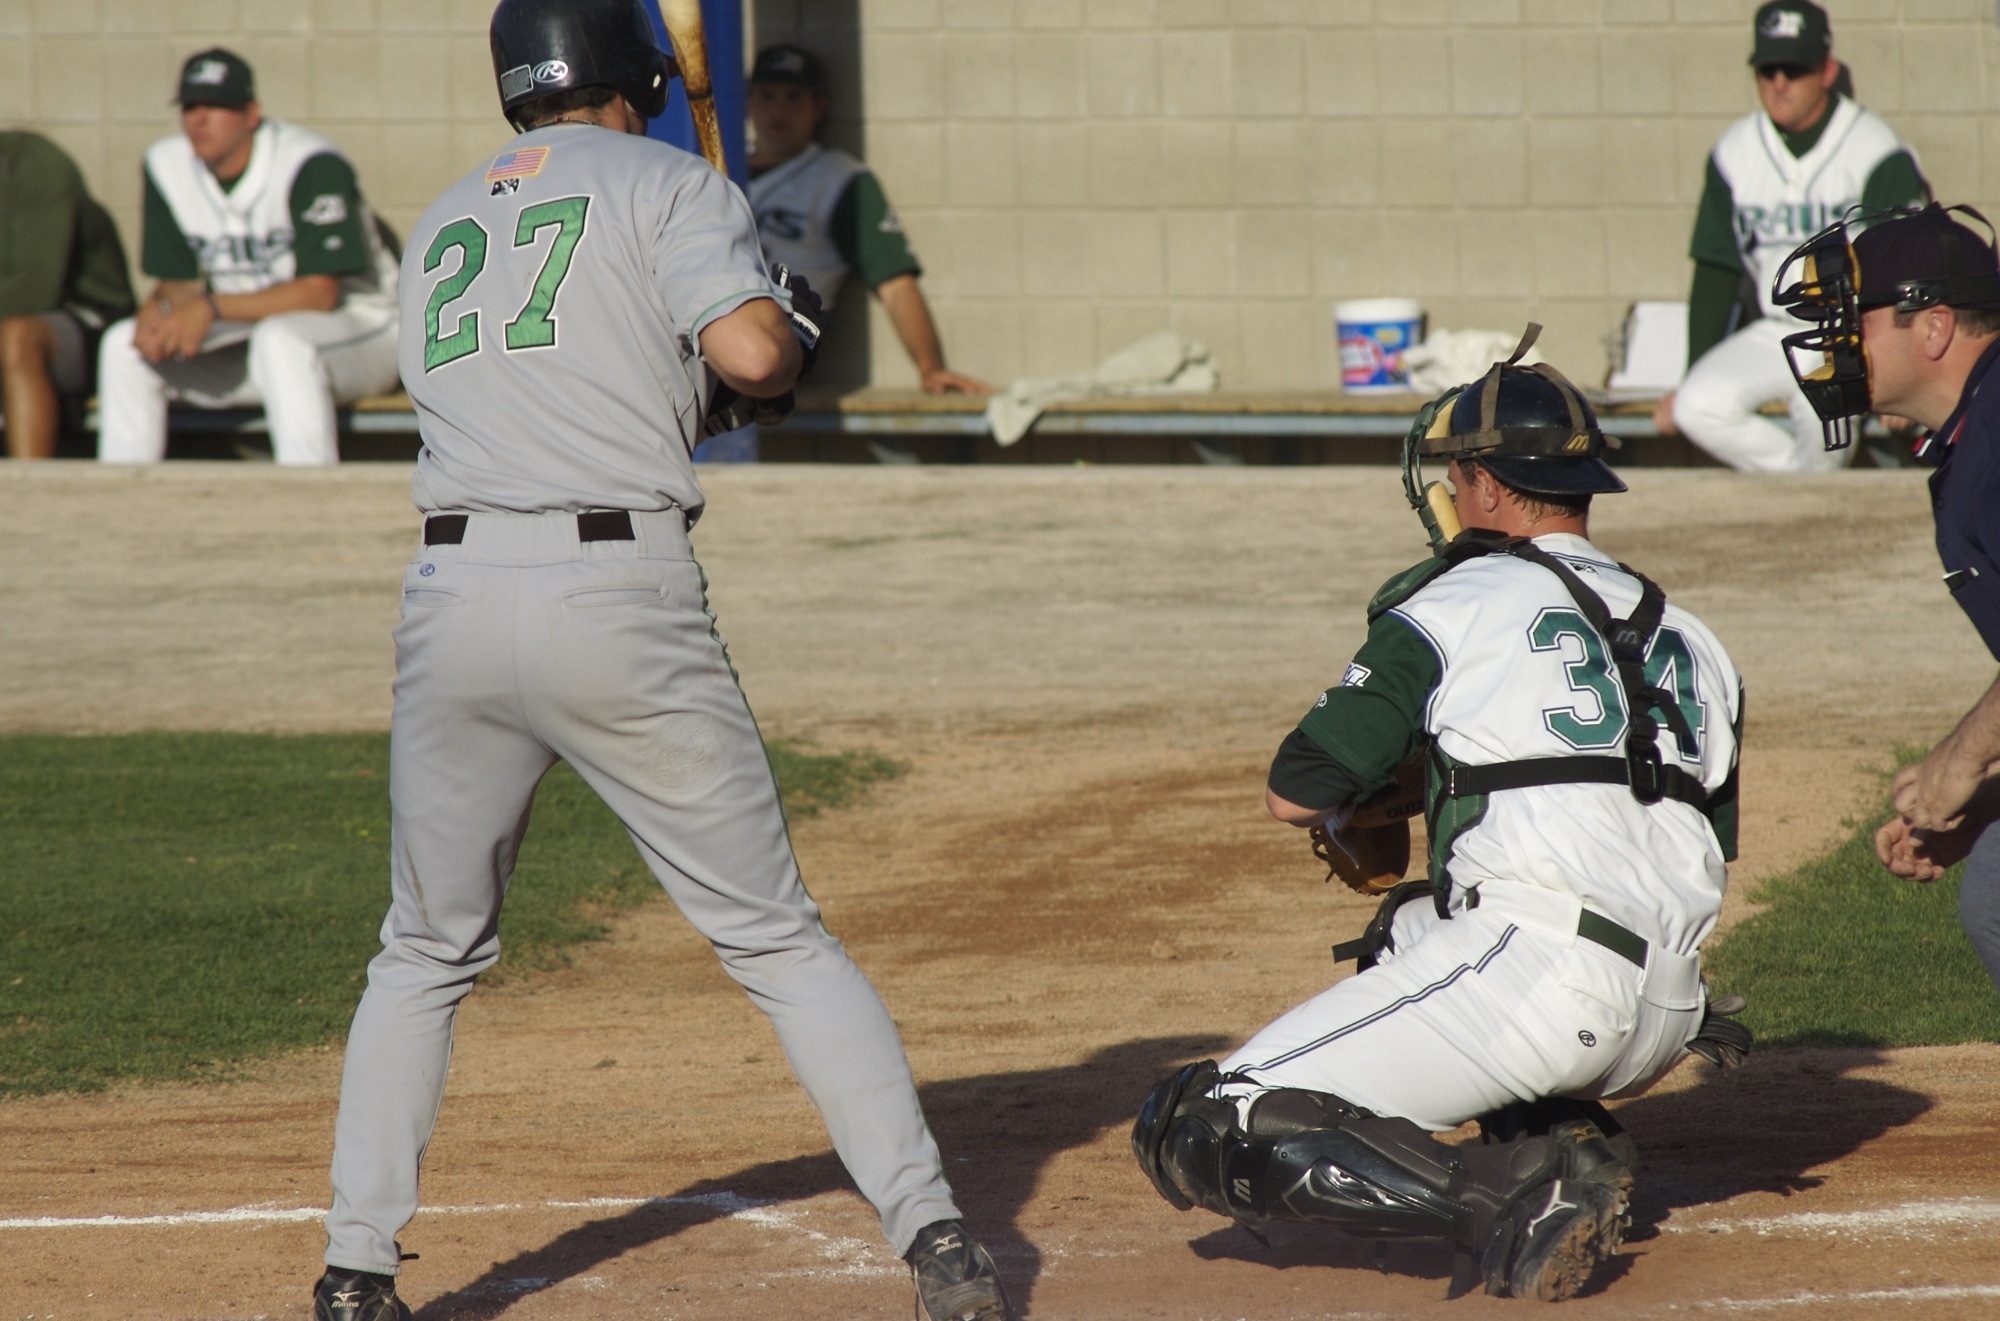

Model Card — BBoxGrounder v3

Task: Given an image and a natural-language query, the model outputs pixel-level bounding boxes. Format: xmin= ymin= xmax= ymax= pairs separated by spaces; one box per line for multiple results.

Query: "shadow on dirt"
xmin=1181 ymin=1046 xmax=1929 ymax=1295
xmin=411 ymin=1032 xmax=1229 ymax=1320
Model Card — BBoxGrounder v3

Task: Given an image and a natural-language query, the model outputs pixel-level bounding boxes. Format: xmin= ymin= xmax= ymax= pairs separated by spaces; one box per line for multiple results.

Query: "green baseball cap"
xmin=175 ymin=48 xmax=256 ymax=109
xmin=1749 ymin=1 xmax=1832 ymax=68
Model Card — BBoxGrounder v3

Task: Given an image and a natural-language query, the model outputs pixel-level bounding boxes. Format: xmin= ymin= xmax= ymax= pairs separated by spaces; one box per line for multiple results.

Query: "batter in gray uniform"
xmin=310 ymin=5 xmax=1013 ymax=1321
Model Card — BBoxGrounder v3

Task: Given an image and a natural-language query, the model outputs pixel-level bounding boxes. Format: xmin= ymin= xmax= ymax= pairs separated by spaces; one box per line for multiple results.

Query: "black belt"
xmin=423 ymin=511 xmax=635 ymax=545
xmin=1463 ymin=887 xmax=1650 ymax=968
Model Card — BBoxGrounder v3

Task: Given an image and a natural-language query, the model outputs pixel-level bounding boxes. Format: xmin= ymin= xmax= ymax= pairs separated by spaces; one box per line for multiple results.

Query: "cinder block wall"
xmin=9 ymin=0 xmax=1998 ymax=392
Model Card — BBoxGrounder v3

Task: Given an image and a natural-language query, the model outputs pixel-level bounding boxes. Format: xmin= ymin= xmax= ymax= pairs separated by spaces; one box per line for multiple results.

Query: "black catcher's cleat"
xmin=906 ymin=1219 xmax=1015 ymax=1321
xmin=313 ymin=1268 xmax=412 ymax=1321
xmin=1480 ymin=1178 xmax=1628 ymax=1301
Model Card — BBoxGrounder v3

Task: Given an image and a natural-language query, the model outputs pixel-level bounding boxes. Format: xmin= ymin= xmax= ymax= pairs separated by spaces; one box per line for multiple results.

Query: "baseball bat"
xmin=660 ymin=0 xmax=727 ymax=174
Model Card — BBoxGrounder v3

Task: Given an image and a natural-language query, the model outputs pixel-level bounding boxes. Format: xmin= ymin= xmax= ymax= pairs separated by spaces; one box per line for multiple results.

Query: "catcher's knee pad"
xmin=1133 ymin=1060 xmax=1241 ymax=1217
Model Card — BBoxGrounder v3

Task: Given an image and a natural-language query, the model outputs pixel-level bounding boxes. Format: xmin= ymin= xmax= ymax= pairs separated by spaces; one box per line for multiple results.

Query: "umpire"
xmin=1864 ymin=205 xmax=2000 ymax=993
xmin=311 ymin=3 xmax=1014 ymax=1320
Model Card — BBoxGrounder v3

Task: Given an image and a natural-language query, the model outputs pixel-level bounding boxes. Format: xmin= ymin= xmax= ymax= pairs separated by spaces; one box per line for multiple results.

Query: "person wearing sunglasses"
xmin=1653 ymin=1 xmax=1928 ymax=471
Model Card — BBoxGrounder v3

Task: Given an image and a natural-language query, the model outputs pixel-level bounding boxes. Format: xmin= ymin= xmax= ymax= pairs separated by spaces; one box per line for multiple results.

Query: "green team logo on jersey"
xmin=1530 ymin=608 xmax=1707 ymax=757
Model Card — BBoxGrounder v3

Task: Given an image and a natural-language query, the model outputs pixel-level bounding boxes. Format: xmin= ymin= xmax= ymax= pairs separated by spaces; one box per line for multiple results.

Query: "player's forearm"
xmin=211 ymin=274 xmax=341 ymax=322
xmin=1938 ymin=670 xmax=2000 ymax=780
xmin=698 ymin=296 xmax=802 ymax=397
xmin=875 ymin=274 xmax=947 ymax=376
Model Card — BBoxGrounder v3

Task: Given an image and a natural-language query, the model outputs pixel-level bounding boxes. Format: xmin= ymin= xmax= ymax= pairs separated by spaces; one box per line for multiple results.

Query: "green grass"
xmin=0 ymin=732 xmax=899 ymax=1096
xmin=1704 ymin=793 xmax=2000 ymax=1049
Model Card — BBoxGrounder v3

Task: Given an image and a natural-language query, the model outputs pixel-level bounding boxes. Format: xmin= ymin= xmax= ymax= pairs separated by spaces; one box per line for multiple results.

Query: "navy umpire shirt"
xmin=1924 ymin=335 xmax=2000 ymax=659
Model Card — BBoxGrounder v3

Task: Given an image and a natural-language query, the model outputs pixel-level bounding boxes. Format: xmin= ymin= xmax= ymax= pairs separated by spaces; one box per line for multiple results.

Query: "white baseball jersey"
xmin=142 ymin=120 xmax=396 ymax=311
xmin=1711 ymin=97 xmax=1911 ymax=317
xmin=1385 ymin=535 xmax=1742 ymax=956
xmin=746 ymin=142 xmax=866 ymax=308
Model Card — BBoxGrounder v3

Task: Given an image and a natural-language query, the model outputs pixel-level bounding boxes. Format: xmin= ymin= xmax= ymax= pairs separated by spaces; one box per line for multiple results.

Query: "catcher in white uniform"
xmin=97 ymin=48 xmax=399 ymax=466
xmin=1658 ymin=1 xmax=1927 ymax=471
xmin=1135 ymin=334 xmax=1748 ymax=1302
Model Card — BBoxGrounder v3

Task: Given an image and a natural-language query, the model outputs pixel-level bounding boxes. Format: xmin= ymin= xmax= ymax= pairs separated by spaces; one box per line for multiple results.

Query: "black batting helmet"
xmin=1417 ymin=327 xmax=1626 ymax=497
xmin=490 ymin=0 xmax=674 ymax=127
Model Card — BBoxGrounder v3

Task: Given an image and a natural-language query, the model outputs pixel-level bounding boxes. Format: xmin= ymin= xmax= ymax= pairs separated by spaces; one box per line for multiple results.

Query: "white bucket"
xmin=1336 ymin=298 xmax=1425 ymax=393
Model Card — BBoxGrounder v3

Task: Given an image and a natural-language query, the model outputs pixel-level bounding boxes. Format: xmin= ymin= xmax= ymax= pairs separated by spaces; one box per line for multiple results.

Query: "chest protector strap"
xmin=1439 ymin=542 xmax=1707 ymax=810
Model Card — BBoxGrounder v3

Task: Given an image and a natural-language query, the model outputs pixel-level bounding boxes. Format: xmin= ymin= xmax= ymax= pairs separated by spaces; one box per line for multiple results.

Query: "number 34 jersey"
xmin=399 ymin=123 xmax=788 ymax=517
xmin=1314 ymin=533 xmax=1743 ymax=959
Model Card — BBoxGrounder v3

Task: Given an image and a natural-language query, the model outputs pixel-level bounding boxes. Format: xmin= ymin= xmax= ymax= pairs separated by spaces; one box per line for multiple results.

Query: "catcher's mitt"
xmin=1310 ymin=754 xmax=1425 ymax=895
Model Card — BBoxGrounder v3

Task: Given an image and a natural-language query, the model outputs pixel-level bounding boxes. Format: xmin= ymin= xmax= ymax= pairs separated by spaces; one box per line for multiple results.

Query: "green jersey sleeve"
xmin=1688 ymin=157 xmax=1741 ymax=273
xmin=1275 ymin=613 xmax=1444 ymax=806
xmin=1686 ymin=259 xmax=1745 ymax=365
xmin=1861 ymin=149 xmax=1929 ymax=216
xmin=288 ymin=153 xmax=371 ymax=278
xmin=0 ymin=133 xmax=83 ymax=319
xmin=829 ymin=170 xmax=922 ymax=291
xmin=140 ymin=166 xmax=201 ymax=282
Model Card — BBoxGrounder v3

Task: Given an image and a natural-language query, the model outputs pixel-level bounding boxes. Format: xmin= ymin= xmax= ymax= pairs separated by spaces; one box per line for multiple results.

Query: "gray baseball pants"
xmin=324 ymin=508 xmax=959 ymax=1275
xmin=1959 ymin=818 xmax=2000 ymax=996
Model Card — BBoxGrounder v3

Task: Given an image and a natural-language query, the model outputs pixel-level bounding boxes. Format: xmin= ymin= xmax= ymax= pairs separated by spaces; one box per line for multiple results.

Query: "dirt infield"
xmin=5 ymin=463 xmax=2000 ymax=1319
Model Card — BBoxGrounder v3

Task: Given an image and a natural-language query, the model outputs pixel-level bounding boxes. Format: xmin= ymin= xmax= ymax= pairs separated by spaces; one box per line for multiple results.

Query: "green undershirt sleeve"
xmin=1686 ymin=260 xmax=1744 ymax=366
xmin=1270 ymin=614 xmax=1443 ymax=810
xmin=140 ymin=168 xmax=200 ymax=282
xmin=829 ymin=170 xmax=922 ymax=291
xmin=288 ymin=153 xmax=370 ymax=278
xmin=1861 ymin=149 xmax=1930 ymax=217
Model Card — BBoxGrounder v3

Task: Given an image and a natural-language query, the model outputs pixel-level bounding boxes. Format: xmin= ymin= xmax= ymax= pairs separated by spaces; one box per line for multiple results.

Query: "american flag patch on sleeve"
xmin=484 ymin=146 xmax=551 ymax=182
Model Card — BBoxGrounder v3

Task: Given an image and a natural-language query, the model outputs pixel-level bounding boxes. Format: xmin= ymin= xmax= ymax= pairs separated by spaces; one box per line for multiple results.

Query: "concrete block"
xmin=931 ymin=297 xmax=1023 ymax=383
xmin=1306 ymin=28 xmax=1377 ymax=117
xmin=1094 ymin=300 xmax=1173 ymax=360
xmin=945 ymin=120 xmax=1019 ymax=205
xmin=36 ymin=41 xmax=102 ymax=121
xmin=1157 ymin=0 xmax=1226 ymax=25
xmin=1161 ymin=120 xmax=1235 ymax=206
xmin=1084 ymin=0 xmax=1157 ymax=28
xmin=379 ymin=0 xmax=451 ymax=31
xmin=1232 ymin=29 xmax=1305 ymax=117
xmin=867 ymin=0 xmax=944 ymax=29
xmin=1022 ymin=210 xmax=1098 ymax=297
xmin=1524 ymin=32 xmax=1601 ymax=117
xmin=380 ymin=37 xmax=456 ymax=121
xmin=1531 ymin=208 xmax=1607 ymax=297
xmin=1165 ymin=210 xmax=1237 ymax=296
xmin=1022 ymin=298 xmax=1101 ymax=375
xmin=1158 ymin=31 xmax=1230 ymax=118
xmin=1458 ymin=215 xmax=1535 ymax=297
xmin=1309 ymin=0 xmax=1372 ymax=23
xmin=0 ymin=39 xmax=33 ymax=119
xmin=944 ymin=0 xmax=1015 ymax=28
xmin=1451 ymin=27 xmax=1523 ymax=116
xmin=376 ymin=121 xmax=462 ymax=212
xmin=1168 ymin=300 xmax=1241 ymax=381
xmin=942 ymin=211 xmax=1024 ymax=298
xmin=1604 ymin=206 xmax=1692 ymax=299
xmin=102 ymin=40 xmax=180 ymax=122
xmin=35 ymin=0 xmax=100 ymax=32
xmin=1450 ymin=117 xmax=1528 ymax=207
xmin=1016 ymin=31 xmax=1085 ymax=119
xmin=1523 ymin=0 xmax=1596 ymax=20
xmin=1236 ymin=298 xmax=1316 ymax=389
xmin=1598 ymin=33 xmax=1676 ymax=117
xmin=869 ymin=121 xmax=950 ymax=208
xmin=1234 ymin=120 xmax=1307 ymax=207
xmin=449 ymin=35 xmax=495 ymax=121
xmin=101 ymin=0 xmax=168 ymax=34
xmin=1019 ymin=0 xmax=1084 ymax=26
xmin=1844 ymin=34 xmax=1904 ymax=115
xmin=1603 ymin=0 xmax=1670 ymax=22
xmin=1527 ymin=118 xmax=1603 ymax=206
xmin=0 ymin=0 xmax=27 ymax=35
xmin=310 ymin=36 xmax=382 ymax=119
xmin=946 ymin=31 xmax=1018 ymax=118
xmin=1091 ymin=211 xmax=1165 ymax=296
xmin=1307 ymin=122 xmax=1378 ymax=208
xmin=242 ymin=0 xmax=309 ymax=31
xmin=1087 ymin=120 xmax=1163 ymax=207
xmin=1086 ymin=30 xmax=1160 ymax=116
xmin=1902 ymin=27 xmax=1982 ymax=114
xmin=865 ymin=32 xmax=945 ymax=119
xmin=1601 ymin=118 xmax=1678 ymax=205
xmin=103 ymin=124 xmax=165 ymax=209
xmin=1311 ymin=209 xmax=1387 ymax=299
xmin=1377 ymin=208 xmax=1460 ymax=298
xmin=310 ymin=0 xmax=379 ymax=33
xmin=1387 ymin=0 xmax=1451 ymax=25
xmin=1237 ymin=209 xmax=1313 ymax=297
xmin=1674 ymin=117 xmax=1730 ymax=204
xmin=1454 ymin=0 xmax=1522 ymax=22
xmin=1673 ymin=28 xmax=1752 ymax=116
xmin=1903 ymin=115 xmax=1980 ymax=201
xmin=1376 ymin=29 xmax=1453 ymax=117
xmin=1378 ymin=119 xmax=1454 ymax=207
xmin=1016 ymin=121 xmax=1089 ymax=206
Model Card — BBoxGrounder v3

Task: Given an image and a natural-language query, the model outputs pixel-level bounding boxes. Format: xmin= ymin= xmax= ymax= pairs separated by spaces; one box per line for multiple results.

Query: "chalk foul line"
xmin=0 ymin=1191 xmax=765 ymax=1232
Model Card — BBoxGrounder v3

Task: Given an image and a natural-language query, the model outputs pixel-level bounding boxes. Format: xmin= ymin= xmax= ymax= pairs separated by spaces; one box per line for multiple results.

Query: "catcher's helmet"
xmin=490 ymin=0 xmax=673 ymax=127
xmin=1417 ymin=329 xmax=1626 ymax=497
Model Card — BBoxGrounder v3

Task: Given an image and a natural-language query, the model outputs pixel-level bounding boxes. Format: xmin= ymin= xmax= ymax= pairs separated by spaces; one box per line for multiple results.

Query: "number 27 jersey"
xmin=399 ymin=123 xmax=785 ymax=517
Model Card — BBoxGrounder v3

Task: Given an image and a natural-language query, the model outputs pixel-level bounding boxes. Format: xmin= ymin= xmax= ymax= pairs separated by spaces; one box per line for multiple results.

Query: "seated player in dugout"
xmin=746 ymin=44 xmax=987 ymax=399
xmin=1654 ymin=0 xmax=1927 ymax=472
xmin=0 ymin=130 xmax=136 ymax=458
xmin=1134 ymin=332 xmax=1750 ymax=1302
xmin=96 ymin=48 xmax=400 ymax=466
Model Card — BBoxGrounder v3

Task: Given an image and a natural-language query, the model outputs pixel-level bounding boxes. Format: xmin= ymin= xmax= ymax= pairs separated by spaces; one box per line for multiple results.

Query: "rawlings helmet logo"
xmin=532 ymin=60 xmax=570 ymax=84
xmin=1760 ymin=10 xmax=1805 ymax=38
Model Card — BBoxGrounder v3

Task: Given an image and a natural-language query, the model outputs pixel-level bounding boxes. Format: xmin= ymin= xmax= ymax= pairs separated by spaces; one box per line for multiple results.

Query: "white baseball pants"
xmin=1672 ymin=316 xmax=1852 ymax=473
xmin=96 ymin=306 xmax=398 ymax=466
xmin=1217 ymin=881 xmax=1703 ymax=1131
xmin=324 ymin=509 xmax=960 ymax=1276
